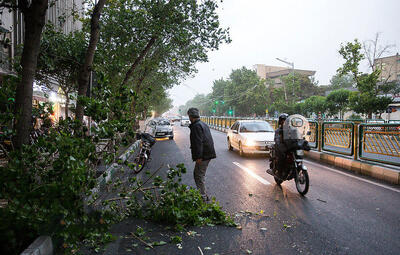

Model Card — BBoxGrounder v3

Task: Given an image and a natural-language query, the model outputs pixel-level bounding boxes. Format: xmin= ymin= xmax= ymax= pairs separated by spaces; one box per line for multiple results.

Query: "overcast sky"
xmin=169 ymin=0 xmax=400 ymax=107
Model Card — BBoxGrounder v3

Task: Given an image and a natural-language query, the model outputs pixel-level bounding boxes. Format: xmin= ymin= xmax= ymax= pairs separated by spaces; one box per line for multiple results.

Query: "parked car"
xmin=227 ymin=120 xmax=275 ymax=156
xmin=180 ymin=116 xmax=190 ymax=126
xmin=154 ymin=119 xmax=174 ymax=139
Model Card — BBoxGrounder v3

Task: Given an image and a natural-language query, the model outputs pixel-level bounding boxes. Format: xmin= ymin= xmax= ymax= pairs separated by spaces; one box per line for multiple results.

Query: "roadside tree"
xmin=303 ymin=95 xmax=327 ymax=117
xmin=0 ymin=0 xmax=49 ymax=148
xmin=326 ymin=89 xmax=351 ymax=119
xmin=338 ymin=39 xmax=393 ymax=118
xmin=329 ymin=74 xmax=355 ymax=90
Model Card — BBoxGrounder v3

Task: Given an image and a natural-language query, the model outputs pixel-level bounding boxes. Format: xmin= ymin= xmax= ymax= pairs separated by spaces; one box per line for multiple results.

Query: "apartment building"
xmin=374 ymin=53 xmax=400 ymax=83
xmin=254 ymin=64 xmax=316 ymax=87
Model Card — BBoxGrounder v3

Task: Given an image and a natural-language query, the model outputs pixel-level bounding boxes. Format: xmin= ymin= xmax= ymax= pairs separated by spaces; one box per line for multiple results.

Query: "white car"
xmin=227 ymin=120 xmax=275 ymax=156
xmin=154 ymin=119 xmax=174 ymax=139
xmin=180 ymin=116 xmax=190 ymax=126
xmin=145 ymin=118 xmax=174 ymax=139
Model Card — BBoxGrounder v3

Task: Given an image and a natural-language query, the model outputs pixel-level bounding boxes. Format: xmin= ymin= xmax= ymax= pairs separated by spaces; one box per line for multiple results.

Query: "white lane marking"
xmin=304 ymin=160 xmax=400 ymax=194
xmin=233 ymin=162 xmax=271 ymax=185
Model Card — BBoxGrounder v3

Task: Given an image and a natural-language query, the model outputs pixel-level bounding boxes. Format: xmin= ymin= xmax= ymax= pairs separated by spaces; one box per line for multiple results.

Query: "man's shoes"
xmin=202 ymin=195 xmax=210 ymax=204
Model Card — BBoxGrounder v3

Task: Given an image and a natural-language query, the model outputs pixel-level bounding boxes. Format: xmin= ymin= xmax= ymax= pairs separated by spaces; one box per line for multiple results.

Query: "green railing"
xmin=359 ymin=124 xmax=400 ymax=166
xmin=322 ymin=122 xmax=354 ymax=156
xmin=308 ymin=121 xmax=318 ymax=149
xmin=200 ymin=116 xmax=400 ymax=167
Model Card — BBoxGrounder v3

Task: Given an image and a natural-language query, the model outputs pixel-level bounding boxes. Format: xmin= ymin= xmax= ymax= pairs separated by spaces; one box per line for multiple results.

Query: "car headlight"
xmin=245 ymin=139 xmax=256 ymax=146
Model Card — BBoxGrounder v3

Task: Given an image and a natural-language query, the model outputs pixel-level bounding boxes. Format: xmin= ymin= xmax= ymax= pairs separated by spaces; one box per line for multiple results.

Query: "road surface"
xmin=93 ymin=123 xmax=400 ymax=255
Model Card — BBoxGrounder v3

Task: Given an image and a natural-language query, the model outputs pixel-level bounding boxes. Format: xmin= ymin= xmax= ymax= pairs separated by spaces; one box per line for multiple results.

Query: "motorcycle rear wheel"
xmin=295 ymin=170 xmax=309 ymax=196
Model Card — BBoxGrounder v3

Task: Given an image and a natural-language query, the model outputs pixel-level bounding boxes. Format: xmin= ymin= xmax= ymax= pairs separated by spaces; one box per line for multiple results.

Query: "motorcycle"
xmin=133 ymin=132 xmax=156 ymax=173
xmin=266 ymin=114 xmax=311 ymax=196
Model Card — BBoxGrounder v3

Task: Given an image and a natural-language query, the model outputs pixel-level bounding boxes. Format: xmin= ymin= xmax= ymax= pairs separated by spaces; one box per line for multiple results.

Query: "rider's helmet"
xmin=278 ymin=113 xmax=289 ymax=126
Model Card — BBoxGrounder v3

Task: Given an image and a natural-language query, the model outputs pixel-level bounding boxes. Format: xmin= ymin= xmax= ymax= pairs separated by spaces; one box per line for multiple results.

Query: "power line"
xmin=182 ymin=83 xmax=260 ymax=108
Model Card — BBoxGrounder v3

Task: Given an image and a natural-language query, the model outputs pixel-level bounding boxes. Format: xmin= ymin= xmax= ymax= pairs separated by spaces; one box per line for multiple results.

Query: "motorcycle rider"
xmin=273 ymin=113 xmax=289 ymax=179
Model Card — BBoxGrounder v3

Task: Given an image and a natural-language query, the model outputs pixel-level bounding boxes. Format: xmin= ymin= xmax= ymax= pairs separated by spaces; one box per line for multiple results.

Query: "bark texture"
xmin=14 ymin=0 xmax=48 ymax=149
xmin=75 ymin=0 xmax=107 ymax=123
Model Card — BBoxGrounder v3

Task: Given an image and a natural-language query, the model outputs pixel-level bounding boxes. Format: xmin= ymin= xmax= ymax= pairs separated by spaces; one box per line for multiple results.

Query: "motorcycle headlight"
xmin=245 ymin=139 xmax=256 ymax=146
xmin=296 ymin=150 xmax=304 ymax=156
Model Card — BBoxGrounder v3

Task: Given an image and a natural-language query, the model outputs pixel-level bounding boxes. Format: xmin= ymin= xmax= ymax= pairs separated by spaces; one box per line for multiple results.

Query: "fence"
xmin=200 ymin=116 xmax=400 ymax=167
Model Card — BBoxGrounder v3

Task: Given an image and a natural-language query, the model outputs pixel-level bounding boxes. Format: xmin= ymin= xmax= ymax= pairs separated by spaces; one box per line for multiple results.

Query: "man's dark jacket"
xmin=189 ymin=119 xmax=216 ymax=161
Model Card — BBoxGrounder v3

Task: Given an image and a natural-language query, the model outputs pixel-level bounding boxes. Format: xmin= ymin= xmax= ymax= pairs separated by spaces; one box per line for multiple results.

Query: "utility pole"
xmin=276 ymin=58 xmax=295 ymax=101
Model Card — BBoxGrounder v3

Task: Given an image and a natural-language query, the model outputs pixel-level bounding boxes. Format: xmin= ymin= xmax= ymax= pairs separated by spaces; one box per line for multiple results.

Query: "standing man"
xmin=187 ymin=107 xmax=216 ymax=202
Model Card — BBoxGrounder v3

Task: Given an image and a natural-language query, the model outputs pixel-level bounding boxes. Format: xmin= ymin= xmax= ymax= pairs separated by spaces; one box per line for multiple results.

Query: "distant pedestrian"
xmin=187 ymin=107 xmax=216 ymax=202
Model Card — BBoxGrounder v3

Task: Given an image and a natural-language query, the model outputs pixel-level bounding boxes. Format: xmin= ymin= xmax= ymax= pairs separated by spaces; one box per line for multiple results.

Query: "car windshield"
xmin=158 ymin=120 xmax=170 ymax=126
xmin=240 ymin=122 xmax=274 ymax=133
xmin=182 ymin=117 xmax=189 ymax=120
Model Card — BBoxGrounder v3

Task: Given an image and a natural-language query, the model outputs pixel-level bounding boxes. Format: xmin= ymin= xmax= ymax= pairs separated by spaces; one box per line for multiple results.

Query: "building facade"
xmin=374 ymin=53 xmax=400 ymax=83
xmin=254 ymin=64 xmax=316 ymax=87
xmin=0 ymin=10 xmax=14 ymax=77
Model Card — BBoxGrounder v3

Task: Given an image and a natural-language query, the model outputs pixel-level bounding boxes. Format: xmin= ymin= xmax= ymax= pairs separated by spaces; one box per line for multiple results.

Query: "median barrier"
xmin=20 ymin=236 xmax=53 ymax=255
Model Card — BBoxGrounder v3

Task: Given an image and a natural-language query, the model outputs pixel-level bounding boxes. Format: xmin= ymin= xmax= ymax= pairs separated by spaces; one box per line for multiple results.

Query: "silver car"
xmin=154 ymin=119 xmax=174 ymax=139
xmin=227 ymin=120 xmax=275 ymax=156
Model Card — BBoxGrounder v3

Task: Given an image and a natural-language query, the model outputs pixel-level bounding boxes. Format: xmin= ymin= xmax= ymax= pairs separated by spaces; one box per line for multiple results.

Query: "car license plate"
xmin=158 ymin=132 xmax=165 ymax=135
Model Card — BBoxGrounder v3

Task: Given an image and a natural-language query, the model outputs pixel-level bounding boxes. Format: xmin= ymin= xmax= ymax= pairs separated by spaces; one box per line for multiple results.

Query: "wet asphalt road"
xmin=96 ymin=123 xmax=400 ymax=255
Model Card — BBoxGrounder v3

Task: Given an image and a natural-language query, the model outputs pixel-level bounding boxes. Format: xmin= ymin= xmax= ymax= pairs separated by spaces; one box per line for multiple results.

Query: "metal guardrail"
xmin=308 ymin=121 xmax=318 ymax=149
xmin=359 ymin=124 xmax=400 ymax=166
xmin=322 ymin=122 xmax=354 ymax=156
xmin=201 ymin=116 xmax=400 ymax=167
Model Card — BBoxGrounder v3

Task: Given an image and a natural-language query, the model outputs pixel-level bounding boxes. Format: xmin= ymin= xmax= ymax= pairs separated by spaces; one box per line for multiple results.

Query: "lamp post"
xmin=276 ymin=58 xmax=295 ymax=101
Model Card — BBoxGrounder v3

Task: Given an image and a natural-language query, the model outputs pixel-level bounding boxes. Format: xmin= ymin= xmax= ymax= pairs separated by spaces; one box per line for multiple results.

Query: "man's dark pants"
xmin=193 ymin=159 xmax=210 ymax=197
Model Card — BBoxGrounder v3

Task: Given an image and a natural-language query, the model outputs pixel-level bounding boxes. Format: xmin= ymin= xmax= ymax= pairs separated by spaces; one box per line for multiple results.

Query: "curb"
xmin=89 ymin=140 xmax=141 ymax=196
xmin=20 ymin=236 xmax=53 ymax=255
xmin=305 ymin=150 xmax=400 ymax=185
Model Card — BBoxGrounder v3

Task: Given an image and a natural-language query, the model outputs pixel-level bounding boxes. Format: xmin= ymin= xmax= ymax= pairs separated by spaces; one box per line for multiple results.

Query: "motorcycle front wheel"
xmin=134 ymin=155 xmax=146 ymax=173
xmin=295 ymin=169 xmax=309 ymax=196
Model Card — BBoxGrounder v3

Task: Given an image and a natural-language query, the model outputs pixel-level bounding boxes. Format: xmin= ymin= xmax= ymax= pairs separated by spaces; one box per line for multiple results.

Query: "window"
xmin=231 ymin=122 xmax=238 ymax=131
xmin=238 ymin=122 xmax=274 ymax=133
xmin=158 ymin=120 xmax=170 ymax=126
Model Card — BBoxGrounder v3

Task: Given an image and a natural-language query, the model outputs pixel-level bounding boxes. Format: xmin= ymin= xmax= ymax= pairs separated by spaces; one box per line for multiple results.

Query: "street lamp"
xmin=276 ymin=57 xmax=295 ymax=100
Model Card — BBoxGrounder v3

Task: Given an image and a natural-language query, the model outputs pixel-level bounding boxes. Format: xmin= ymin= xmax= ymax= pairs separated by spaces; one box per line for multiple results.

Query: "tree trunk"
xmin=13 ymin=0 xmax=48 ymax=149
xmin=75 ymin=0 xmax=107 ymax=123
xmin=121 ymin=37 xmax=157 ymax=86
xmin=131 ymin=65 xmax=153 ymax=113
